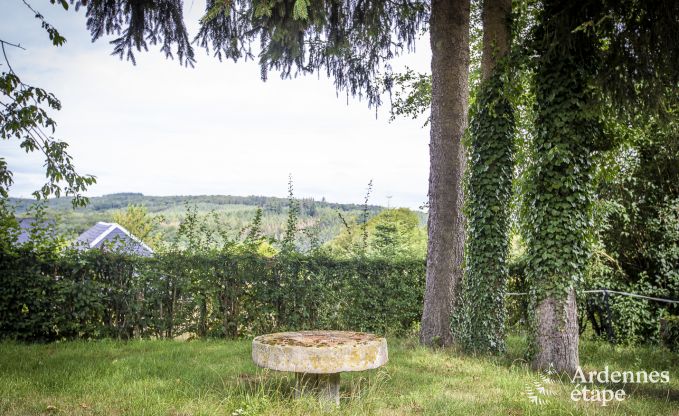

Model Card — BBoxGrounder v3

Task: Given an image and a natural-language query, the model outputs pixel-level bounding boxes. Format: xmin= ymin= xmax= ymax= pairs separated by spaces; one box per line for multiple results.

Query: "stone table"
xmin=251 ymin=330 xmax=388 ymax=405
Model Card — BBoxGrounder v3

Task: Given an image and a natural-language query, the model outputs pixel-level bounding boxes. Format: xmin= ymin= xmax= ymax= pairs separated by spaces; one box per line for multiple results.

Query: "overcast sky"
xmin=0 ymin=1 xmax=432 ymax=209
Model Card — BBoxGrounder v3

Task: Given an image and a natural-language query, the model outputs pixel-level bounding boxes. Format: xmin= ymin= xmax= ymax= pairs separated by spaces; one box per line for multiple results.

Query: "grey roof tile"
xmin=75 ymin=222 xmax=154 ymax=257
xmin=75 ymin=222 xmax=111 ymax=246
xmin=16 ymin=217 xmax=55 ymax=244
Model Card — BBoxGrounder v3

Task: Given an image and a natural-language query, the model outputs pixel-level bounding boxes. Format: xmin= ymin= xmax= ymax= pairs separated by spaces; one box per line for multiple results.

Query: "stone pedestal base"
xmin=295 ymin=372 xmax=340 ymax=405
xmin=252 ymin=331 xmax=388 ymax=407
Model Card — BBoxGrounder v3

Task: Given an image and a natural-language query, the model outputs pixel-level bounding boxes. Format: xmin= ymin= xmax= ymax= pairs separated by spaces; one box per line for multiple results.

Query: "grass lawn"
xmin=1 ymin=335 xmax=677 ymax=415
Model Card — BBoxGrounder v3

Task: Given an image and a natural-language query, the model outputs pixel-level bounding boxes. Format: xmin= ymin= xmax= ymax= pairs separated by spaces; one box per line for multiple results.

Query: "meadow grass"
xmin=1 ymin=335 xmax=677 ymax=415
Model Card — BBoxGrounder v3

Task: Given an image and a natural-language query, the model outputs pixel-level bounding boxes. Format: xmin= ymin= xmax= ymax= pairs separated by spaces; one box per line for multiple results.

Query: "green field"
xmin=1 ymin=336 xmax=677 ymax=415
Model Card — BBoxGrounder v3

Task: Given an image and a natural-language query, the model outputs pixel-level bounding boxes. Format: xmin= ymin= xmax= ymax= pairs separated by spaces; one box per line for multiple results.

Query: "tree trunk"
xmin=527 ymin=0 xmax=598 ymax=374
xmin=481 ymin=0 xmax=512 ymax=82
xmin=420 ymin=0 xmax=470 ymax=347
xmin=198 ymin=296 xmax=208 ymax=337
xmin=533 ymin=288 xmax=579 ymax=374
xmin=457 ymin=0 xmax=514 ymax=353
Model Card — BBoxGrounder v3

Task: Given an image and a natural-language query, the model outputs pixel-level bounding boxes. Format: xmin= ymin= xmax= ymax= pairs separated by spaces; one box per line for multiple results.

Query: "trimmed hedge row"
xmin=0 ymin=248 xmax=425 ymax=342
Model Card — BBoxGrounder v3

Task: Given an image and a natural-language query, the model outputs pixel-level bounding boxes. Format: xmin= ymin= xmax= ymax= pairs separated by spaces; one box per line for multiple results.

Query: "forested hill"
xmin=9 ymin=193 xmax=383 ymax=215
xmin=8 ymin=193 xmax=418 ymax=245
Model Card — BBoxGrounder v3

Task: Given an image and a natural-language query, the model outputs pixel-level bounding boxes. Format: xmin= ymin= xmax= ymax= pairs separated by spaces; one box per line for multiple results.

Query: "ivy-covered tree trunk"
xmin=456 ymin=0 xmax=514 ymax=354
xmin=526 ymin=0 xmax=601 ymax=373
xmin=420 ymin=0 xmax=470 ymax=347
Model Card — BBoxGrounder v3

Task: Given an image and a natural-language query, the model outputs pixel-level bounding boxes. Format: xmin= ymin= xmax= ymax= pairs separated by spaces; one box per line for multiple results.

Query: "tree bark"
xmin=481 ymin=0 xmax=512 ymax=82
xmin=420 ymin=0 xmax=470 ymax=347
xmin=534 ymin=288 xmax=579 ymax=374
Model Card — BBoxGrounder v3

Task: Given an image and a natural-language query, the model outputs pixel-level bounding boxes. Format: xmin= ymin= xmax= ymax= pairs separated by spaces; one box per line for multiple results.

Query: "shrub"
xmin=0 ymin=247 xmax=425 ymax=342
xmin=660 ymin=315 xmax=679 ymax=352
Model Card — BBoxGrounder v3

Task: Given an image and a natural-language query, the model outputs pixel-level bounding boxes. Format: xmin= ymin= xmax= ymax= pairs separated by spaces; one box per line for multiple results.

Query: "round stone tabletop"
xmin=252 ymin=330 xmax=388 ymax=374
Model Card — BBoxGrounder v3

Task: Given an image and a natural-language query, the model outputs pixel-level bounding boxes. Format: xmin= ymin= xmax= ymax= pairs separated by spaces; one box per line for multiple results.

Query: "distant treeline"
xmin=8 ymin=193 xmax=384 ymax=216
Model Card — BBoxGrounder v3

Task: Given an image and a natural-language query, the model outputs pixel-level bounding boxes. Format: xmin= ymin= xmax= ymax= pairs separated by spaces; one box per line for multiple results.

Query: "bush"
xmin=660 ymin=315 xmax=679 ymax=352
xmin=0 ymin=246 xmax=425 ymax=342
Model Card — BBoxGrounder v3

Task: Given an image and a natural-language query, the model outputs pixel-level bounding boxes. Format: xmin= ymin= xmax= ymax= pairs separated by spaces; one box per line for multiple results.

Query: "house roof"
xmin=16 ymin=217 xmax=55 ymax=244
xmin=75 ymin=222 xmax=154 ymax=257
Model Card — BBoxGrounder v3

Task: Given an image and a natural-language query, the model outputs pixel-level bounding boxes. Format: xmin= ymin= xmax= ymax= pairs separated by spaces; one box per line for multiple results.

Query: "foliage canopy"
xmin=72 ymin=0 xmax=429 ymax=106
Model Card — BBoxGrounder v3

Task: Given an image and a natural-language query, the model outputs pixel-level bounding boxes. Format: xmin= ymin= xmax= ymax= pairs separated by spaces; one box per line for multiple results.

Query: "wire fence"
xmin=506 ymin=289 xmax=678 ymax=343
xmin=506 ymin=289 xmax=679 ymax=304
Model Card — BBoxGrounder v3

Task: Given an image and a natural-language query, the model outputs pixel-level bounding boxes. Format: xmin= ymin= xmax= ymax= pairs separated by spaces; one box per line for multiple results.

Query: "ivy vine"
xmin=456 ymin=67 xmax=515 ymax=354
xmin=522 ymin=1 xmax=602 ymax=333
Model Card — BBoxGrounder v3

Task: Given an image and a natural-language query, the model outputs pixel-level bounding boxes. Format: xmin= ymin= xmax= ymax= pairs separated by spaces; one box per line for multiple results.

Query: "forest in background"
xmin=7 ymin=192 xmax=427 ymax=250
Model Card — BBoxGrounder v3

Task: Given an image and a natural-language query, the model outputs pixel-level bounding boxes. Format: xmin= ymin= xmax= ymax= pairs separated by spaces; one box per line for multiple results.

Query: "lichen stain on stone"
xmin=256 ymin=331 xmax=380 ymax=348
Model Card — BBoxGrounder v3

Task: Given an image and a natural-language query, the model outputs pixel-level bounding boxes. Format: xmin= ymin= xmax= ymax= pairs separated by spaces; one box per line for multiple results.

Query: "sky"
xmin=0 ymin=1 xmax=432 ymax=210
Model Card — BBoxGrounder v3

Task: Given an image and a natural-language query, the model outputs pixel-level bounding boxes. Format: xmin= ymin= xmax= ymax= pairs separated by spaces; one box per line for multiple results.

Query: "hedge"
xmin=0 ymin=247 xmax=425 ymax=342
